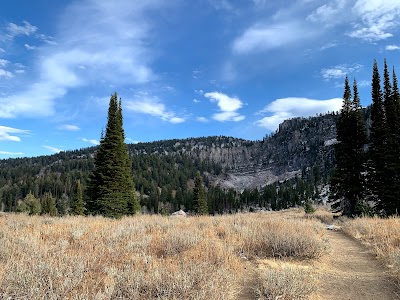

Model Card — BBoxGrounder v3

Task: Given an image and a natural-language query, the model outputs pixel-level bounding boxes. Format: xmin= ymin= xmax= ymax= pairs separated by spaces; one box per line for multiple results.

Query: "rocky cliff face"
xmin=127 ymin=113 xmax=339 ymax=191
xmin=212 ymin=113 xmax=339 ymax=190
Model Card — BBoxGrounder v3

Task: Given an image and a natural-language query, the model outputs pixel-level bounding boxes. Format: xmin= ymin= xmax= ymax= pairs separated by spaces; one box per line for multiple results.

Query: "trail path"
xmin=312 ymin=230 xmax=399 ymax=300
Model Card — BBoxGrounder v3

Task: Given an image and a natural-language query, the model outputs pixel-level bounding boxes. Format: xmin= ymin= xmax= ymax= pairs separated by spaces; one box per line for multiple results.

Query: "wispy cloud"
xmin=204 ymin=92 xmax=245 ymax=122
xmin=24 ymin=43 xmax=37 ymax=50
xmin=232 ymin=21 xmax=315 ymax=54
xmin=82 ymin=138 xmax=99 ymax=145
xmin=0 ymin=59 xmax=9 ymax=67
xmin=4 ymin=20 xmax=38 ymax=40
xmin=321 ymin=64 xmax=363 ymax=81
xmin=0 ymin=150 xmax=24 ymax=155
xmin=0 ymin=69 xmax=13 ymax=79
xmin=58 ymin=124 xmax=80 ymax=131
xmin=0 ymin=0 xmax=167 ymax=119
xmin=386 ymin=45 xmax=400 ymax=51
xmin=320 ymin=42 xmax=338 ymax=51
xmin=348 ymin=0 xmax=400 ymax=41
xmin=125 ymin=92 xmax=185 ymax=124
xmin=196 ymin=116 xmax=209 ymax=123
xmin=0 ymin=126 xmax=30 ymax=142
xmin=256 ymin=97 xmax=342 ymax=131
xmin=307 ymin=0 xmax=348 ymax=25
xmin=43 ymin=145 xmax=63 ymax=153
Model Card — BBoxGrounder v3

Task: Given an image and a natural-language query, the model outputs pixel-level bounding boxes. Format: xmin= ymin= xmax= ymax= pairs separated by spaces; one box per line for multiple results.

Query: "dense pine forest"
xmin=0 ymin=121 xmax=332 ymax=216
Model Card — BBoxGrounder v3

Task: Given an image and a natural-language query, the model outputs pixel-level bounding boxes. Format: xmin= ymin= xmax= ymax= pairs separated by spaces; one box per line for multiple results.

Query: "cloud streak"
xmin=43 ymin=145 xmax=63 ymax=153
xmin=0 ymin=0 xmax=166 ymax=119
xmin=58 ymin=124 xmax=80 ymax=131
xmin=0 ymin=126 xmax=30 ymax=141
xmin=0 ymin=150 xmax=24 ymax=155
xmin=321 ymin=64 xmax=363 ymax=81
xmin=82 ymin=138 xmax=99 ymax=145
xmin=232 ymin=22 xmax=315 ymax=54
xmin=256 ymin=97 xmax=342 ymax=131
xmin=125 ymin=93 xmax=185 ymax=124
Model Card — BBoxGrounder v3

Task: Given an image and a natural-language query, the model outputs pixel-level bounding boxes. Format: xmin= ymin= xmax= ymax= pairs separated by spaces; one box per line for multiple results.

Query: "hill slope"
xmin=0 ymin=112 xmax=339 ymax=213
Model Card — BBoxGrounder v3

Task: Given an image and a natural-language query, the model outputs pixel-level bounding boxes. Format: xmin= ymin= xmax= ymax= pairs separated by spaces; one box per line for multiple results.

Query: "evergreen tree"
xmin=26 ymin=192 xmax=41 ymax=215
xmin=382 ymin=62 xmax=400 ymax=215
xmin=71 ymin=180 xmax=85 ymax=215
xmin=368 ymin=60 xmax=387 ymax=212
xmin=193 ymin=172 xmax=208 ymax=215
xmin=87 ymin=93 xmax=140 ymax=218
xmin=351 ymin=79 xmax=368 ymax=215
xmin=330 ymin=76 xmax=367 ymax=216
xmin=57 ymin=193 xmax=69 ymax=216
xmin=41 ymin=192 xmax=57 ymax=216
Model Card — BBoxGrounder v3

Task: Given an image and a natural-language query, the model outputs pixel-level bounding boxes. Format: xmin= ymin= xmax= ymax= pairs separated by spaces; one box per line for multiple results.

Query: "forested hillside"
xmin=0 ymin=113 xmax=340 ymax=215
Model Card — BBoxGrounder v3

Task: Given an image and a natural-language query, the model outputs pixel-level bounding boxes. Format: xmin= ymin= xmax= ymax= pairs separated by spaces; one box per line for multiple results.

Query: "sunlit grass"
xmin=0 ymin=211 xmax=328 ymax=299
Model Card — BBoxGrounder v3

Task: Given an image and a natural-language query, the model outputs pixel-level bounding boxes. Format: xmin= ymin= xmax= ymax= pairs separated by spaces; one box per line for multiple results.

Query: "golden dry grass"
xmin=341 ymin=216 xmax=400 ymax=284
xmin=0 ymin=211 xmax=327 ymax=299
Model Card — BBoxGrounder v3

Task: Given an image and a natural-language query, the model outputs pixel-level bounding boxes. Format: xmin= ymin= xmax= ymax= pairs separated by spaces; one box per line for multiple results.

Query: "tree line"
xmin=331 ymin=59 xmax=400 ymax=216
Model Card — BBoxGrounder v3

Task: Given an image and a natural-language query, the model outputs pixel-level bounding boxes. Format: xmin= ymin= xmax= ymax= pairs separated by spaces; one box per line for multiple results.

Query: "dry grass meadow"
xmin=1 ymin=208 xmax=399 ymax=299
xmin=0 ymin=210 xmax=328 ymax=299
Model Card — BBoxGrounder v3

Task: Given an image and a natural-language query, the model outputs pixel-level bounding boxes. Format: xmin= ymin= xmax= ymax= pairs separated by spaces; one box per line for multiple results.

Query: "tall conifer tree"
xmin=87 ymin=93 xmax=140 ymax=218
xmin=71 ymin=179 xmax=85 ymax=215
xmin=368 ymin=60 xmax=387 ymax=212
xmin=193 ymin=172 xmax=208 ymax=215
xmin=330 ymin=77 xmax=367 ymax=216
xmin=383 ymin=63 xmax=400 ymax=215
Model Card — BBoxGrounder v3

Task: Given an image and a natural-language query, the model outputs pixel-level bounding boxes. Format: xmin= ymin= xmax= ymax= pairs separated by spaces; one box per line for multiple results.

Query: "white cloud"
xmin=204 ymin=92 xmax=243 ymax=112
xmin=0 ymin=151 xmax=24 ymax=155
xmin=0 ymin=126 xmax=30 ymax=142
xmin=193 ymin=99 xmax=200 ymax=103
xmin=5 ymin=21 xmax=37 ymax=39
xmin=0 ymin=69 xmax=13 ymax=79
xmin=307 ymin=0 xmax=347 ymax=25
xmin=82 ymin=138 xmax=99 ymax=145
xmin=204 ymin=91 xmax=245 ymax=122
xmin=169 ymin=117 xmax=185 ymax=124
xmin=348 ymin=0 xmax=400 ymax=41
xmin=0 ymin=0 xmax=166 ymax=119
xmin=320 ymin=42 xmax=338 ymax=51
xmin=15 ymin=69 xmax=25 ymax=74
xmin=386 ymin=45 xmax=400 ymax=51
xmin=0 ymin=48 xmax=5 ymax=53
xmin=232 ymin=22 xmax=315 ymax=54
xmin=194 ymin=89 xmax=204 ymax=95
xmin=321 ymin=64 xmax=363 ymax=80
xmin=58 ymin=124 xmax=80 ymax=131
xmin=0 ymin=59 xmax=9 ymax=67
xmin=213 ymin=111 xmax=245 ymax=122
xmin=125 ymin=93 xmax=185 ymax=124
xmin=24 ymin=44 xmax=37 ymax=50
xmin=196 ymin=116 xmax=209 ymax=123
xmin=256 ymin=97 xmax=342 ymax=131
xmin=43 ymin=145 xmax=63 ymax=153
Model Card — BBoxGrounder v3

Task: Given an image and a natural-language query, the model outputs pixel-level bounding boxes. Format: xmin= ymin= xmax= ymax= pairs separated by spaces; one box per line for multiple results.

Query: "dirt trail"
xmin=312 ymin=230 xmax=399 ymax=300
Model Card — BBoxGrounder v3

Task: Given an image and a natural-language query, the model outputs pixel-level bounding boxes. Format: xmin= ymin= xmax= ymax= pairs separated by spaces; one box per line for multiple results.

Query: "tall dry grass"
xmin=0 ymin=212 xmax=327 ymax=299
xmin=342 ymin=216 xmax=400 ymax=283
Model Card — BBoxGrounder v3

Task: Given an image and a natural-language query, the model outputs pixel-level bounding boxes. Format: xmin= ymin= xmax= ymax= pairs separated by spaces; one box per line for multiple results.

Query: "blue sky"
xmin=1 ymin=0 xmax=400 ymax=158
